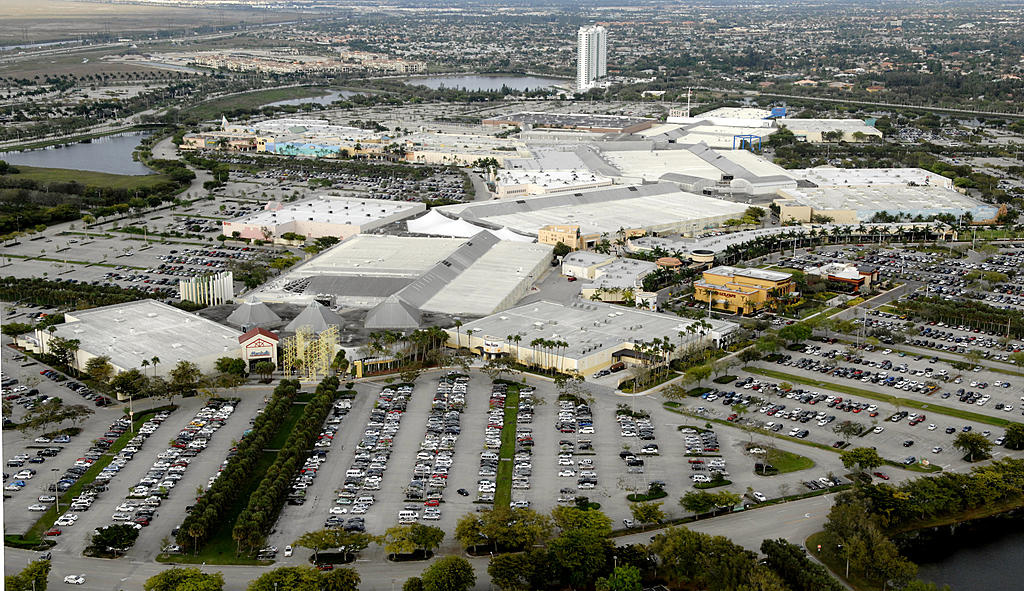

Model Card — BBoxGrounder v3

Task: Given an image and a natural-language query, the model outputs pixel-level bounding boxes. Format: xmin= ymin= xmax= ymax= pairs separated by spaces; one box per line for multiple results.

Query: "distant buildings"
xmin=577 ymin=25 xmax=608 ymax=91
xmin=222 ymin=196 xmax=425 ymax=242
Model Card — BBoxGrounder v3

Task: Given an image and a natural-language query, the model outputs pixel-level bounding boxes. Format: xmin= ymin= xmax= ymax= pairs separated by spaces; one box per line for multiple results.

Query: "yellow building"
xmin=538 ymin=224 xmax=584 ymax=250
xmin=693 ymin=266 xmax=794 ymax=315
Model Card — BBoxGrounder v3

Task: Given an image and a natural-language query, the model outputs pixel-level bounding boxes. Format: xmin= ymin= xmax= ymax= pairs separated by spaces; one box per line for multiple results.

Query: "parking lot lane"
xmin=268 ymin=382 xmax=377 ymax=560
xmin=129 ymin=391 xmax=268 ymax=560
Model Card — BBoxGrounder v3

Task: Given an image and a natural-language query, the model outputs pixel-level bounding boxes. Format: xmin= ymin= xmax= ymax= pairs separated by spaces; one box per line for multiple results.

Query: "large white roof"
xmin=53 ymin=300 xmax=241 ymax=372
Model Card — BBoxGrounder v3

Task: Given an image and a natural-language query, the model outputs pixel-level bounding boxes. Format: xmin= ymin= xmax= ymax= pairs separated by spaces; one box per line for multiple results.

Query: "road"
xmin=3 ymin=492 xmax=838 ymax=590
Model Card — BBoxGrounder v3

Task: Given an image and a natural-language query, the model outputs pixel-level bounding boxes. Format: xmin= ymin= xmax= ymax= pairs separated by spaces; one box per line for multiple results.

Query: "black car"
xmin=456 ymin=488 xmax=469 ymax=496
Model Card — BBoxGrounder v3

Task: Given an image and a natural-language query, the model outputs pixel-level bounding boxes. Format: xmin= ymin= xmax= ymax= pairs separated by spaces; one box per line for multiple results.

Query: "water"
xmin=401 ymin=74 xmax=566 ymax=92
xmin=0 ymin=131 xmax=153 ymax=176
xmin=908 ymin=515 xmax=1024 ymax=590
xmin=267 ymin=89 xmax=363 ymax=107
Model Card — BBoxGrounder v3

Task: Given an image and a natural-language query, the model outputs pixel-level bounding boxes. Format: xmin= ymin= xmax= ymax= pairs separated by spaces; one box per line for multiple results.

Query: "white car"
xmin=927 ymin=424 xmax=937 ymax=431
xmin=28 ymin=504 xmax=48 ymax=511
xmin=751 ymin=491 xmax=767 ymax=503
xmin=558 ymin=469 xmax=576 ymax=477
xmin=329 ymin=506 xmax=348 ymax=514
xmin=873 ymin=426 xmax=885 ymax=434
xmin=64 ymin=575 xmax=86 ymax=585
xmin=284 ymin=545 xmax=293 ymax=557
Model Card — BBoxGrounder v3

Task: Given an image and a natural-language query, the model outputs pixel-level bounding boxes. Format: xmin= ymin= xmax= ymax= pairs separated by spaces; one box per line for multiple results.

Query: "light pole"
xmin=51 ymin=468 xmax=60 ymax=513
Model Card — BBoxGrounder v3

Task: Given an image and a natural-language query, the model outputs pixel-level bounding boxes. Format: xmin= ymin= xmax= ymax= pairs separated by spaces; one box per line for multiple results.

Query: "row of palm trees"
xmin=719 ymin=224 xmax=948 ymax=265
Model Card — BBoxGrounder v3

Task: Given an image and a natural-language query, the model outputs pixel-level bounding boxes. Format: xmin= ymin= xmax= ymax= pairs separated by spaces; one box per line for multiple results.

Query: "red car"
xmin=872 ymin=472 xmax=890 ymax=480
xmin=424 ymin=499 xmax=440 ymax=507
xmin=316 ymin=564 xmax=334 ymax=571
xmin=45 ymin=528 xmax=62 ymax=536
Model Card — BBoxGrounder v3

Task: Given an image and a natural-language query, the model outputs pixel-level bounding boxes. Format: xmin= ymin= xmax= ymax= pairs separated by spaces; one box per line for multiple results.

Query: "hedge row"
xmin=232 ymin=377 xmax=339 ymax=554
xmin=176 ymin=380 xmax=300 ymax=552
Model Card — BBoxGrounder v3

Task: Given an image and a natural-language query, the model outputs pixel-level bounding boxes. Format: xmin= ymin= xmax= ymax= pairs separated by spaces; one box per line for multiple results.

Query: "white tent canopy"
xmin=406 ymin=209 xmax=533 ymax=242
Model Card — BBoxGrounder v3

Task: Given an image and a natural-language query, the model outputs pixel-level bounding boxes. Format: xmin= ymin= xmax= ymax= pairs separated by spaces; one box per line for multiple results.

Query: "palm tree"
xmin=512 ymin=333 xmax=522 ymax=365
xmin=150 ymin=356 xmax=160 ymax=377
xmin=140 ymin=359 xmax=150 ymax=376
xmin=454 ymin=320 xmax=463 ymax=350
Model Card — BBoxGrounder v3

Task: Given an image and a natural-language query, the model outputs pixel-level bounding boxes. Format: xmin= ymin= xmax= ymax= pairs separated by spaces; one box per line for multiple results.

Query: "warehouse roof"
xmin=438 ymin=183 xmax=747 ymax=236
xmin=227 ymin=196 xmax=423 ymax=230
xmin=52 ymin=300 xmax=241 ymax=371
xmin=776 ymin=185 xmax=998 ymax=221
xmin=451 ymin=300 xmax=737 ymax=359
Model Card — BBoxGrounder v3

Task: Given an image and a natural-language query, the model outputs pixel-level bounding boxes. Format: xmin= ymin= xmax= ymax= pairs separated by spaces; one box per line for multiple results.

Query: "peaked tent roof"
xmin=365 ymin=295 xmax=422 ymax=329
xmin=227 ymin=298 xmax=283 ymax=328
xmin=285 ymin=301 xmax=344 ymax=333
xmin=406 ymin=209 xmax=535 ymax=243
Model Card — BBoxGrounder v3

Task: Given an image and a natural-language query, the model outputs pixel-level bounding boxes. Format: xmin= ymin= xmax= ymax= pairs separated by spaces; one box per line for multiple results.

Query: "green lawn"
xmin=493 ymin=385 xmax=521 ymax=509
xmin=764 ymin=448 xmax=816 ymax=474
xmin=186 ymin=87 xmax=329 ymax=120
xmin=8 ymin=165 xmax=168 ymax=190
xmin=746 ymin=366 xmax=1016 ymax=428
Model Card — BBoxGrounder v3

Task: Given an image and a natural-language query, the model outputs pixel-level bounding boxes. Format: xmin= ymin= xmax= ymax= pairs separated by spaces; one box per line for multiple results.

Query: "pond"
xmin=0 ymin=131 xmax=154 ymax=176
xmin=907 ymin=512 xmax=1024 ymax=591
xmin=267 ymin=89 xmax=364 ymax=107
xmin=401 ymin=74 xmax=566 ymax=92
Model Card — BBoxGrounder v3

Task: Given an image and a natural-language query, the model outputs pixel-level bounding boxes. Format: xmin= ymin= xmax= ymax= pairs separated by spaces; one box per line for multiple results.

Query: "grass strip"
xmin=11 ymin=406 xmax=175 ymax=544
xmin=493 ymin=384 xmax=521 ymax=509
xmin=5 ymin=164 xmax=167 ymax=189
xmin=745 ymin=366 xmax=1015 ymax=428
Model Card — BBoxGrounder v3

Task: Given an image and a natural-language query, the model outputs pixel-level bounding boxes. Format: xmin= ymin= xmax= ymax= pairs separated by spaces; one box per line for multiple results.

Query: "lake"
xmin=908 ymin=513 xmax=1024 ymax=590
xmin=0 ymin=131 xmax=154 ymax=176
xmin=401 ymin=74 xmax=566 ymax=92
xmin=267 ymin=89 xmax=364 ymax=107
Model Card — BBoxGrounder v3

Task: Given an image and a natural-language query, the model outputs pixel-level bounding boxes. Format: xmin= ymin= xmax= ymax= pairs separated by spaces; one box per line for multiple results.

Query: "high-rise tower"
xmin=577 ymin=25 xmax=607 ymax=91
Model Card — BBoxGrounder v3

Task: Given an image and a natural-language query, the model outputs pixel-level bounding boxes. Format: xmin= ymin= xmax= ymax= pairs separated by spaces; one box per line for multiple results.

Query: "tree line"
xmin=232 ymin=377 xmax=340 ymax=555
xmin=177 ymin=380 xmax=300 ymax=553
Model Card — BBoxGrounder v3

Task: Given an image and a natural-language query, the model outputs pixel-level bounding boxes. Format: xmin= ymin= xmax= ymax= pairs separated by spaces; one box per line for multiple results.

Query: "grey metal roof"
xmin=226 ymin=298 xmax=282 ymax=328
xmin=304 ymin=276 xmax=413 ymax=298
xmin=364 ymin=294 xmax=422 ymax=329
xmin=285 ymin=301 xmax=344 ymax=333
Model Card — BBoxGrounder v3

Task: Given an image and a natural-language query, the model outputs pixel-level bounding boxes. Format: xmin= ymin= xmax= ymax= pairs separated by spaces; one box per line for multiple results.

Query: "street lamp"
xmin=51 ymin=468 xmax=61 ymax=513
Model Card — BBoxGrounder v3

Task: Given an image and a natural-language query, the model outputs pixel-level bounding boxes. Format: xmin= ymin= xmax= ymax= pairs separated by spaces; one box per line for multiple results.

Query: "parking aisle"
xmin=269 ymin=382 xmax=377 ymax=558
xmin=361 ymin=382 xmax=433 ymax=535
xmin=53 ymin=397 xmax=207 ymax=556
xmin=436 ymin=372 xmax=488 ymax=537
xmin=526 ymin=380 xmax=558 ymax=517
xmin=129 ymin=392 xmax=266 ymax=560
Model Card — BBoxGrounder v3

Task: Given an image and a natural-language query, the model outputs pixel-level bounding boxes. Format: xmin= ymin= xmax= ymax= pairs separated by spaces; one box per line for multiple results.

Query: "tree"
xmin=551 ymin=505 xmax=612 ymax=535
xmin=168 ymin=360 xmax=201 ymax=405
xmin=738 ymin=348 xmax=761 ymax=364
xmin=552 ymin=241 xmax=572 ymax=258
xmin=840 ymin=447 xmax=884 ymax=473
xmin=253 ymin=360 xmax=276 ymax=382
xmin=321 ymin=569 xmax=360 ymax=591
xmin=680 ymin=490 xmax=718 ymax=517
xmin=409 ymin=523 xmax=445 ymax=555
xmin=596 ymin=566 xmax=642 ymax=591
xmin=4 ymin=559 xmax=50 ymax=591
xmin=403 ymin=578 xmax=424 ymax=591
xmin=247 ymin=566 xmax=322 ymax=591
xmin=488 ymin=553 xmax=535 ymax=591
xmin=383 ymin=525 xmax=416 ymax=557
xmin=214 ymin=357 xmax=247 ymax=377
xmin=954 ymin=432 xmax=994 ymax=462
xmin=684 ymin=364 xmax=712 ymax=387
xmin=144 ymin=568 xmax=224 ymax=591
xmin=629 ymin=501 xmax=665 ymax=526
xmin=110 ymin=368 xmax=148 ymax=400
xmin=713 ymin=490 xmax=742 ymax=512
xmin=1004 ymin=423 xmax=1024 ymax=450
xmin=547 ymin=528 xmax=612 ymax=589
xmin=293 ymin=529 xmax=373 ymax=563
xmin=18 ymin=398 xmax=93 ymax=434
xmin=420 ymin=556 xmax=476 ymax=591
xmin=88 ymin=523 xmax=140 ymax=556
xmin=833 ymin=420 xmax=864 ymax=440
xmin=85 ymin=355 xmax=115 ymax=383
xmin=778 ymin=323 xmax=812 ymax=345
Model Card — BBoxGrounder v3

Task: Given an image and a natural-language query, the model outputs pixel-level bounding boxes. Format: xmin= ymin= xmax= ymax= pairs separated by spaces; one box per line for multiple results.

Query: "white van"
xmin=398 ymin=511 xmax=419 ymax=524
